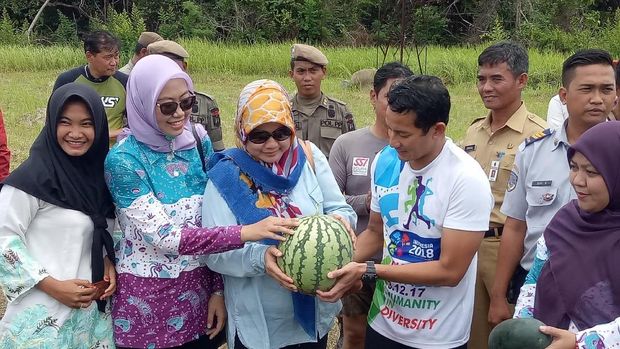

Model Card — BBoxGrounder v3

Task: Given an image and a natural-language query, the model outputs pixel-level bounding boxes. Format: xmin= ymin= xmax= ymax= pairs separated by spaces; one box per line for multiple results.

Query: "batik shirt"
xmin=105 ymin=135 xmax=244 ymax=348
xmin=0 ymin=185 xmax=114 ymax=348
xmin=367 ymin=140 xmax=493 ymax=348
xmin=515 ymin=236 xmax=620 ymax=349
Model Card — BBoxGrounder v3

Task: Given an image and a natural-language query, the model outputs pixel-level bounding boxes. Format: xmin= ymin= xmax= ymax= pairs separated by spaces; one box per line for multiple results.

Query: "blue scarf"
xmin=207 ymin=148 xmax=317 ymax=337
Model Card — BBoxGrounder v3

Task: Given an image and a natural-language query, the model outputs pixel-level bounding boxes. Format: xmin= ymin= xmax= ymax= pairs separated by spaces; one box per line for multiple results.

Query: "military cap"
xmin=138 ymin=32 xmax=163 ymax=46
xmin=291 ymin=44 xmax=328 ymax=66
xmin=147 ymin=40 xmax=189 ymax=60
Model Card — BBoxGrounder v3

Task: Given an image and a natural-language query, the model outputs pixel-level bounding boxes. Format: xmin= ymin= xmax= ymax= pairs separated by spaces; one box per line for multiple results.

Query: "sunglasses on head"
xmin=157 ymin=95 xmax=196 ymax=116
xmin=247 ymin=126 xmax=293 ymax=144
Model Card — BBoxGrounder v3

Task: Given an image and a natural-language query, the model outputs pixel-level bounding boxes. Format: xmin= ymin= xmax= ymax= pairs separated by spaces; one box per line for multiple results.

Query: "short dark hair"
xmin=133 ymin=42 xmax=146 ymax=55
xmin=388 ymin=75 xmax=450 ymax=134
xmin=83 ymin=31 xmax=120 ymax=54
xmin=373 ymin=62 xmax=414 ymax=93
xmin=478 ymin=41 xmax=528 ymax=76
xmin=562 ymin=49 xmax=613 ymax=87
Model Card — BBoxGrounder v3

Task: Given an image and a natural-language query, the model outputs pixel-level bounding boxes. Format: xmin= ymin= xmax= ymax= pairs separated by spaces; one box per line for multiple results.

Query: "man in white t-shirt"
xmin=318 ymin=75 xmax=494 ymax=348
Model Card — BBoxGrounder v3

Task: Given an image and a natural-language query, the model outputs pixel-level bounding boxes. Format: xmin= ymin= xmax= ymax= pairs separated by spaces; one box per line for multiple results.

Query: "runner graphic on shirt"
xmin=403 ymin=176 xmax=435 ymax=230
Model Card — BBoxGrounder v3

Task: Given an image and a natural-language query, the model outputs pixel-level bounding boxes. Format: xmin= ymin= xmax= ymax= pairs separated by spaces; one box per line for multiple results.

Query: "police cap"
xmin=147 ymin=40 xmax=189 ymax=60
xmin=138 ymin=32 xmax=163 ymax=47
xmin=291 ymin=44 xmax=328 ymax=66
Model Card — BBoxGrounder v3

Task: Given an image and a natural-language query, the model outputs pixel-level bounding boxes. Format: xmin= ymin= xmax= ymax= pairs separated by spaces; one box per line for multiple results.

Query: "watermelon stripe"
xmin=277 ymin=215 xmax=353 ymax=294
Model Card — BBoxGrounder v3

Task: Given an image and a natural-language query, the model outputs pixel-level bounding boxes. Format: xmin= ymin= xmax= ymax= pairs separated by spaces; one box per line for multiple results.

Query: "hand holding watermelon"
xmin=265 ymin=246 xmax=297 ymax=292
xmin=538 ymin=325 xmax=576 ymax=349
xmin=488 ymin=318 xmax=554 ymax=349
xmin=329 ymin=214 xmax=357 ymax=249
xmin=316 ymin=261 xmax=366 ymax=302
xmin=240 ymin=216 xmax=299 ymax=242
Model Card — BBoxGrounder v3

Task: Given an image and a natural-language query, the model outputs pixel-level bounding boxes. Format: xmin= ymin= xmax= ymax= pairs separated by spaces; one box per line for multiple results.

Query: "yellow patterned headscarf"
xmin=235 ymin=79 xmax=296 ymax=148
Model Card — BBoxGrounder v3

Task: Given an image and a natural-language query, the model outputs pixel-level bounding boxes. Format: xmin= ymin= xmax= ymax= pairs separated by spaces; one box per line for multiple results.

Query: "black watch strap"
xmin=362 ymin=261 xmax=376 ymax=282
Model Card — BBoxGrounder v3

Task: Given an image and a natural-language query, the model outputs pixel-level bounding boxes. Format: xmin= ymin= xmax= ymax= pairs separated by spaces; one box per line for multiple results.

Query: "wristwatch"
xmin=361 ymin=261 xmax=376 ymax=282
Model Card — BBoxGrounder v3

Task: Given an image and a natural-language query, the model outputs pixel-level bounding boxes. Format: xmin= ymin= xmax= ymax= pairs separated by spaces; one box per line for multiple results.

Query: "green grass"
xmin=0 ymin=42 xmax=564 ymax=169
xmin=2 ymin=69 xmax=557 ymax=170
xmin=0 ymin=41 xmax=566 ymax=85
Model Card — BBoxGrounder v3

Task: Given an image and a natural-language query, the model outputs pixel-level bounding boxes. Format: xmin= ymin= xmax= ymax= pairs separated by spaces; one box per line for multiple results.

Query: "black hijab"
xmin=534 ymin=121 xmax=620 ymax=329
xmin=3 ymin=83 xmax=116 ymax=312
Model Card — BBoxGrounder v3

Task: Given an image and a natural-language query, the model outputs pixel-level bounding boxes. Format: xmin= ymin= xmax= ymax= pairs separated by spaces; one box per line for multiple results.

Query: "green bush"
xmin=159 ymin=1 xmax=216 ymax=40
xmin=411 ymin=5 xmax=448 ymax=45
xmin=91 ymin=6 xmax=146 ymax=56
xmin=0 ymin=8 xmax=22 ymax=45
xmin=52 ymin=10 xmax=79 ymax=46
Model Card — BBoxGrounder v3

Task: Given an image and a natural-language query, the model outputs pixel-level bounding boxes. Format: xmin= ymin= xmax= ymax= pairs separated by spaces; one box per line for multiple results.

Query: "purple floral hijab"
xmin=125 ymin=54 xmax=198 ymax=152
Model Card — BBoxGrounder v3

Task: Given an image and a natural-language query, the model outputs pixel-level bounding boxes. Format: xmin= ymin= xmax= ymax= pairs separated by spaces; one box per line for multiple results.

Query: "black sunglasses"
xmin=247 ymin=126 xmax=293 ymax=144
xmin=157 ymin=95 xmax=196 ymax=116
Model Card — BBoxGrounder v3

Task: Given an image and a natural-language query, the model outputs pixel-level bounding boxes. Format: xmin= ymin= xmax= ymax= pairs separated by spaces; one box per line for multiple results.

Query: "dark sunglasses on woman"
xmin=247 ymin=126 xmax=293 ymax=144
xmin=157 ymin=95 xmax=196 ymax=116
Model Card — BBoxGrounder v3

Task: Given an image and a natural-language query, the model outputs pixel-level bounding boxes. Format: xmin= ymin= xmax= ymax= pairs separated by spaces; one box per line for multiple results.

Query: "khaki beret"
xmin=291 ymin=44 xmax=328 ymax=66
xmin=137 ymin=32 xmax=163 ymax=46
xmin=147 ymin=40 xmax=189 ymax=59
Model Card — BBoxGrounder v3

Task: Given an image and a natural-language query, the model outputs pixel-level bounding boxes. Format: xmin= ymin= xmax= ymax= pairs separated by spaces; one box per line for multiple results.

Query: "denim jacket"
xmin=203 ymin=142 xmax=356 ymax=349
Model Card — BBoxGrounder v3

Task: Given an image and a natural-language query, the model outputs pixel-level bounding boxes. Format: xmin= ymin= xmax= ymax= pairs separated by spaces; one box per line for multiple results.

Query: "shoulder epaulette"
xmin=524 ymin=128 xmax=553 ymax=147
xmin=194 ymin=91 xmax=216 ymax=101
xmin=326 ymin=95 xmax=347 ymax=106
xmin=526 ymin=113 xmax=547 ymax=128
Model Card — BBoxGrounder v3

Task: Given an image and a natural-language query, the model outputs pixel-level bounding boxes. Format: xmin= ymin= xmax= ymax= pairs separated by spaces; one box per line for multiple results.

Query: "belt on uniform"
xmin=484 ymin=227 xmax=503 ymax=238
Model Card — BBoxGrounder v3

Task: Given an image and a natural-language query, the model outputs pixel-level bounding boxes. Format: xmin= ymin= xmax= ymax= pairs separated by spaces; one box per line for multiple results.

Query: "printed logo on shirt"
xmin=352 ymin=157 xmax=370 ymax=176
xmin=404 ymin=176 xmax=435 ymax=230
xmin=388 ymin=230 xmax=441 ymax=262
xmin=101 ymin=96 xmax=120 ymax=108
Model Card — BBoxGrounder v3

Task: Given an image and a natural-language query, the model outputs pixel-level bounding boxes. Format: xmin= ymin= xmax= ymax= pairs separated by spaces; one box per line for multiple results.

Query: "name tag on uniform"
xmin=532 ymin=180 xmax=552 ymax=187
xmin=464 ymin=144 xmax=476 ymax=152
xmin=352 ymin=157 xmax=370 ymax=176
xmin=320 ymin=119 xmax=343 ymax=128
xmin=488 ymin=160 xmax=500 ymax=182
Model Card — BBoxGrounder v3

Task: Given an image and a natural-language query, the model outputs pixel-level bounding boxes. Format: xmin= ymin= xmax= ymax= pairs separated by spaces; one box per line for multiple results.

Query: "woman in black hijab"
xmin=0 ymin=83 xmax=116 ymax=347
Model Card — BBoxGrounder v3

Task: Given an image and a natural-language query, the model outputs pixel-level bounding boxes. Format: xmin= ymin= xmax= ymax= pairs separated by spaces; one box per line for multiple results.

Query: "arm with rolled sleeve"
xmin=105 ymin=151 xmax=243 ymax=256
xmin=328 ymin=137 xmax=368 ymax=218
xmin=0 ymin=186 xmax=50 ymax=302
xmin=203 ymin=182 xmax=270 ymax=278
xmin=312 ymin=142 xmax=357 ymax=228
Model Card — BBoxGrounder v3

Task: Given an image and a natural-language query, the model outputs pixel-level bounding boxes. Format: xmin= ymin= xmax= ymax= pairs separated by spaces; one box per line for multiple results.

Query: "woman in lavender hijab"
xmin=104 ymin=55 xmax=297 ymax=349
xmin=513 ymin=121 xmax=620 ymax=349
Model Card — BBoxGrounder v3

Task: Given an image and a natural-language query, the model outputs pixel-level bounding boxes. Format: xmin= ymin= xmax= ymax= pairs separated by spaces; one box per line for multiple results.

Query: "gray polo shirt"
xmin=500 ymin=122 xmax=577 ymax=270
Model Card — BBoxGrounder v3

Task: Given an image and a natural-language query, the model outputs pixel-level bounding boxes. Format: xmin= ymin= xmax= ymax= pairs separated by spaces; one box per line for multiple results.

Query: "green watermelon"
xmin=489 ymin=318 xmax=552 ymax=349
xmin=277 ymin=215 xmax=353 ymax=294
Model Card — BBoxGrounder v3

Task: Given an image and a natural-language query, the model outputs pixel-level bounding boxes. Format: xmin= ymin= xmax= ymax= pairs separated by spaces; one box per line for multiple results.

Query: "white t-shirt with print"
xmin=368 ymin=139 xmax=493 ymax=348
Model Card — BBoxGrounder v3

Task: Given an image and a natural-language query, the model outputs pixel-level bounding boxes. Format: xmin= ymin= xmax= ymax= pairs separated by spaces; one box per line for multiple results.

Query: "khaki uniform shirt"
xmin=191 ymin=92 xmax=224 ymax=151
xmin=118 ymin=61 xmax=134 ymax=75
xmin=291 ymin=92 xmax=356 ymax=158
xmin=461 ymin=103 xmax=546 ymax=227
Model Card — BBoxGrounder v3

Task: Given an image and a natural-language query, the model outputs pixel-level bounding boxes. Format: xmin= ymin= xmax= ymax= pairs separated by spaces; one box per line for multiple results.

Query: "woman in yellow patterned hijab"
xmin=204 ymin=79 xmax=356 ymax=348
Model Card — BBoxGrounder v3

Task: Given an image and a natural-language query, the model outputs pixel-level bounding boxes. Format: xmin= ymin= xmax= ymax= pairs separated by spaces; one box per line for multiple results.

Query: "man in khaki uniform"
xmin=461 ymin=41 xmax=546 ymax=349
xmin=147 ymin=40 xmax=225 ymax=151
xmin=289 ymin=44 xmax=356 ymax=158
xmin=119 ymin=31 xmax=163 ymax=74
